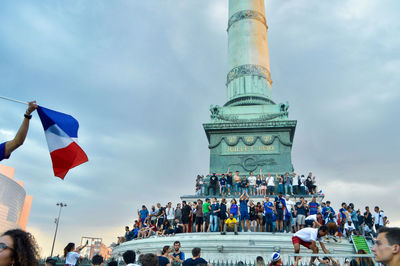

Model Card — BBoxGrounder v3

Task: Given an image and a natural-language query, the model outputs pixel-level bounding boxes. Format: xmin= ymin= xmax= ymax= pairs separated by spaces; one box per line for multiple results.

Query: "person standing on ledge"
xmin=372 ymin=227 xmax=400 ymax=266
xmin=0 ymin=101 xmax=37 ymax=162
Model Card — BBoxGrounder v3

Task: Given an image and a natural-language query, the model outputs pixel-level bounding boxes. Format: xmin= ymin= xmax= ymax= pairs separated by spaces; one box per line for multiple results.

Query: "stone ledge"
xmin=113 ymin=232 xmax=355 ymax=262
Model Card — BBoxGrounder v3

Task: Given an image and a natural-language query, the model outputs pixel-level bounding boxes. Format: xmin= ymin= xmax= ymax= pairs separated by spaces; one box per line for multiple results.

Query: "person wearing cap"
xmin=269 ymin=252 xmax=283 ymax=266
xmin=292 ymin=226 xmax=329 ymax=265
xmin=0 ymin=101 xmax=37 ymax=162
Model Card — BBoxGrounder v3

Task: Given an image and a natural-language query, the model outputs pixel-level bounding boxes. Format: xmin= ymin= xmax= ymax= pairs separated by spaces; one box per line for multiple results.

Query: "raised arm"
xmin=4 ymin=101 xmax=38 ymax=157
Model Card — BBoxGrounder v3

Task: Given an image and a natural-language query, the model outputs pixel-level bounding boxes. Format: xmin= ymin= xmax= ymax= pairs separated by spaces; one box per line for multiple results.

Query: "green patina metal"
xmin=203 ymin=0 xmax=297 ymax=175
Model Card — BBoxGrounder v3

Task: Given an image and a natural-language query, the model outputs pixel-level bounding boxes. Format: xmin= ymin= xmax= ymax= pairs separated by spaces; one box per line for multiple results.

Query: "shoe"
xmin=221 ymin=232 xmax=226 ymax=235
xmin=234 ymin=232 xmax=238 ymax=235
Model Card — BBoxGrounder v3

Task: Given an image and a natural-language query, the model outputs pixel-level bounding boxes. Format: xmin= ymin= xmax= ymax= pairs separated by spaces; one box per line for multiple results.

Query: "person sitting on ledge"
xmin=221 ymin=213 xmax=238 ymax=235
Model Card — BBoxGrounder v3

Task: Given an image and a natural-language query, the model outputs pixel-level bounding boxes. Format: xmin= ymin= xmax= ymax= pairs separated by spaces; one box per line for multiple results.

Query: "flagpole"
xmin=0 ymin=96 xmax=29 ymax=105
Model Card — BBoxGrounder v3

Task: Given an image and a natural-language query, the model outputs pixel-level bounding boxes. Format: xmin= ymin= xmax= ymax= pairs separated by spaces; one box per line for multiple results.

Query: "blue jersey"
xmin=140 ymin=209 xmax=149 ymax=219
xmin=0 ymin=142 xmax=9 ymax=161
xmin=230 ymin=204 xmax=238 ymax=216
xmin=239 ymin=200 xmax=249 ymax=214
xmin=264 ymin=202 xmax=274 ymax=214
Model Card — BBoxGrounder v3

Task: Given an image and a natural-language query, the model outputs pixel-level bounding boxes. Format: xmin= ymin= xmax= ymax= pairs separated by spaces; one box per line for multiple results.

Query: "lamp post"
xmin=50 ymin=202 xmax=67 ymax=257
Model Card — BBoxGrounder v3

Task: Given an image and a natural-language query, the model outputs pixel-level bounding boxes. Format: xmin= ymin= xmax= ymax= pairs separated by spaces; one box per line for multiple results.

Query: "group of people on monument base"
xmin=119 ymin=193 xmax=390 ymax=245
xmin=195 ymin=170 xmax=318 ymax=197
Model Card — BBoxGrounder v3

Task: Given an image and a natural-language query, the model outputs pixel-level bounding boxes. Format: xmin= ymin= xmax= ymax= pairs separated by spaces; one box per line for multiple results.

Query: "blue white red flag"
xmin=37 ymin=106 xmax=88 ymax=179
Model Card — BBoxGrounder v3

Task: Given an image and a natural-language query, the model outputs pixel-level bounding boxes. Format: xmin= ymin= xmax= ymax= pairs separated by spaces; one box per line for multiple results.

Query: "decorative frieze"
xmin=227 ymin=10 xmax=268 ymax=31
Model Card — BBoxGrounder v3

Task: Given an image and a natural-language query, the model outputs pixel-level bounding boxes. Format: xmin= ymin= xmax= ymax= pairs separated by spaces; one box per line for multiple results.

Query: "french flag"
xmin=37 ymin=106 xmax=88 ymax=179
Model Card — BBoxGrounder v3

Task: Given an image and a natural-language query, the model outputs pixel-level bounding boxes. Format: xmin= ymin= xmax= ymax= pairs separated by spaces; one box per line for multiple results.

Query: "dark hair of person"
xmin=64 ymin=242 xmax=75 ymax=257
xmin=255 ymin=256 xmax=265 ymax=265
xmin=122 ymin=250 xmax=136 ymax=264
xmin=2 ymin=229 xmax=40 ymax=266
xmin=182 ymin=200 xmax=186 ymax=204
xmin=91 ymin=254 xmax=104 ymax=265
xmin=45 ymin=257 xmax=57 ymax=266
xmin=161 ymin=245 xmax=170 ymax=255
xmin=141 ymin=253 xmax=159 ymax=266
xmin=174 ymin=241 xmax=180 ymax=245
xmin=318 ymin=225 xmax=328 ymax=232
xmin=192 ymin=247 xmax=201 ymax=257
xmin=107 ymin=261 xmax=118 ymax=266
xmin=378 ymin=227 xmax=400 ymax=245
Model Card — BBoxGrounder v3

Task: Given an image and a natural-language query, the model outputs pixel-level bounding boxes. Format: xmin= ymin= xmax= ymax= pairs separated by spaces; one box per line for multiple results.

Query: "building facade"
xmin=0 ymin=164 xmax=33 ymax=233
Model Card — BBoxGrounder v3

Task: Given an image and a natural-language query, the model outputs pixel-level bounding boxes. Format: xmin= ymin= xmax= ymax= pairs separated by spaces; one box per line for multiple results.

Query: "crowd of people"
xmin=195 ymin=171 xmax=319 ymax=197
xmin=118 ymin=192 xmax=390 ymax=244
xmin=0 ymin=221 xmax=399 ymax=265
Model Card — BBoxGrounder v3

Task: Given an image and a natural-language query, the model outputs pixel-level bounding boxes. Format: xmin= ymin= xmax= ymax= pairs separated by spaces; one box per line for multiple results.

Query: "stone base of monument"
xmin=112 ymin=232 xmax=356 ymax=264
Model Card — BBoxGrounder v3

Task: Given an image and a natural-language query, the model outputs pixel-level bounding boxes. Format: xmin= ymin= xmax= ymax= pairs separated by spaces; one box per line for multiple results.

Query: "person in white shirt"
xmin=64 ymin=241 xmax=88 ymax=266
xmin=305 ymin=213 xmax=322 ymax=228
xmin=373 ymin=206 xmax=384 ymax=232
xmin=285 ymin=195 xmax=295 ymax=233
xmin=292 ymin=173 xmax=299 ymax=195
xmin=292 ymin=226 xmax=329 ymax=266
xmin=248 ymin=172 xmax=257 ymax=196
xmin=166 ymin=202 xmax=175 ymax=225
xmin=266 ymin=173 xmax=275 ymax=195
xmin=344 ymin=220 xmax=356 ymax=238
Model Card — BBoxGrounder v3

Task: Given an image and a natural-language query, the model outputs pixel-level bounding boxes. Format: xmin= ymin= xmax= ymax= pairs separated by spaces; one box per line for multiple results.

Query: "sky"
xmin=0 ymin=0 xmax=399 ymax=258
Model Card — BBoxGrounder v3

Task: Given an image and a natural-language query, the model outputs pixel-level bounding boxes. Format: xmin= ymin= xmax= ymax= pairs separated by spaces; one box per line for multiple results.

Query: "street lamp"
xmin=50 ymin=202 xmax=67 ymax=257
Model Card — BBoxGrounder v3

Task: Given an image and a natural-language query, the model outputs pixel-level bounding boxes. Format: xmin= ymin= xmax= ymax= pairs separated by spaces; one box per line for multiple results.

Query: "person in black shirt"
xmin=156 ymin=203 xmax=166 ymax=227
xmin=364 ymin=206 xmax=373 ymax=229
xmin=226 ymin=171 xmax=233 ymax=196
xmin=241 ymin=176 xmax=249 ymax=195
xmin=208 ymin=173 xmax=218 ymax=196
xmin=219 ymin=198 xmax=228 ymax=232
xmin=181 ymin=201 xmax=192 ymax=233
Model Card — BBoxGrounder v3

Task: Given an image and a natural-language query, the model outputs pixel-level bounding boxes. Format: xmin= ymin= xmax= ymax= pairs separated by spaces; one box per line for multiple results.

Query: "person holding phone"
xmin=64 ymin=241 xmax=88 ymax=266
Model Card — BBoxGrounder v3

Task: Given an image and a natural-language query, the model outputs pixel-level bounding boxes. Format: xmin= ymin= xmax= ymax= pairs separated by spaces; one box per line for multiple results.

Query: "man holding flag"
xmin=0 ymin=101 xmax=38 ymax=161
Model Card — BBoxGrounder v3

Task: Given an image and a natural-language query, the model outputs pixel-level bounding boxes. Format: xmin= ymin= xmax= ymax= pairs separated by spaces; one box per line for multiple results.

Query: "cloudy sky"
xmin=0 ymin=0 xmax=399 ymax=257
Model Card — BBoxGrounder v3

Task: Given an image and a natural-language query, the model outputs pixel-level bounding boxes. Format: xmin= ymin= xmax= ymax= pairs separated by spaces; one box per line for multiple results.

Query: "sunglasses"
xmin=0 ymin=242 xmax=13 ymax=252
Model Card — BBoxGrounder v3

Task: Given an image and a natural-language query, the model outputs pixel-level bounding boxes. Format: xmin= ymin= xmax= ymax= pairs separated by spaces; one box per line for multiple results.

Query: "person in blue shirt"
xmin=158 ymin=246 xmax=172 ymax=266
xmin=219 ymin=174 xmax=227 ymax=197
xmin=308 ymin=197 xmax=320 ymax=215
xmin=172 ymin=241 xmax=185 ymax=265
xmin=239 ymin=190 xmax=250 ymax=232
xmin=264 ymin=196 xmax=275 ymax=232
xmin=229 ymin=199 xmax=239 ymax=219
xmin=124 ymin=226 xmax=134 ymax=241
xmin=210 ymin=198 xmax=220 ymax=232
xmin=322 ymin=201 xmax=335 ymax=220
xmin=275 ymin=193 xmax=287 ymax=233
xmin=182 ymin=247 xmax=210 ymax=266
xmin=0 ymin=101 xmax=37 ymax=162
xmin=138 ymin=205 xmax=149 ymax=225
